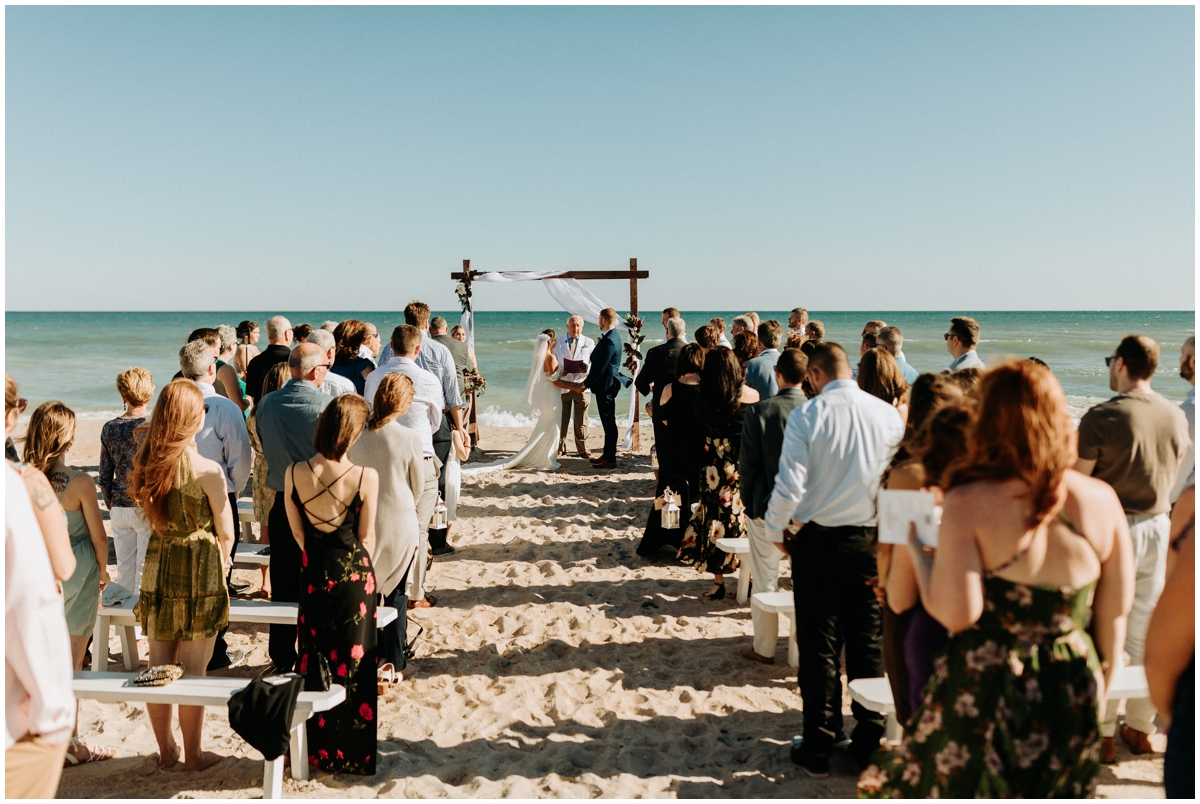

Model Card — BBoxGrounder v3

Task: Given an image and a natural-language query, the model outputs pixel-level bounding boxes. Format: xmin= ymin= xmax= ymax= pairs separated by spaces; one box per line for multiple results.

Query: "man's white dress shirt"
xmin=364 ymin=357 xmax=444 ymax=457
xmin=764 ymin=379 xmax=904 ymax=542
xmin=322 ymin=370 xmax=358 ymax=398
xmin=194 ymin=381 xmax=253 ymax=495
xmin=553 ymin=334 xmax=596 ymax=395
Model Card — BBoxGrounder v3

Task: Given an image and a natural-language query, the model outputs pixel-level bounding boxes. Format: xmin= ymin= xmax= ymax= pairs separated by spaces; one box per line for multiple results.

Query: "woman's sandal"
xmin=377 ymin=663 xmax=399 ymax=695
xmin=64 ymin=740 xmax=116 ymax=768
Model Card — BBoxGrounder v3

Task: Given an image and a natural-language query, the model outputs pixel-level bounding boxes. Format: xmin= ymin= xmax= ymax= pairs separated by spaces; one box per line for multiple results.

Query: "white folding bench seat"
xmin=234 ymin=543 xmax=271 ymax=565
xmin=749 ymin=591 xmax=799 ymax=667
xmin=94 ymin=599 xmax=399 ymax=671
xmin=73 ymin=671 xmax=343 ymax=798
xmin=715 ymin=537 xmax=752 ymax=603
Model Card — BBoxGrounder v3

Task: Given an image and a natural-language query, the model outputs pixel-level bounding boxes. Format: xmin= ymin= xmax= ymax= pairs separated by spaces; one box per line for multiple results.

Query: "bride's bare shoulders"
xmin=544 ymin=353 xmax=560 ymax=373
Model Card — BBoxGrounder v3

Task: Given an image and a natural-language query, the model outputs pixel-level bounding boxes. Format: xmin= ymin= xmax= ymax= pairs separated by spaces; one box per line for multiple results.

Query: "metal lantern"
xmin=661 ymin=487 xmax=681 ymax=530
xmin=432 ymin=496 xmax=448 ymax=529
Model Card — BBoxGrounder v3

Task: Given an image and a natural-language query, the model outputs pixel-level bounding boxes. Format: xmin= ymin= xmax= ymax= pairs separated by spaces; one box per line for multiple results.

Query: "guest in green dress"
xmin=129 ymin=379 xmax=237 ymax=773
xmin=858 ymin=360 xmax=1135 ymax=798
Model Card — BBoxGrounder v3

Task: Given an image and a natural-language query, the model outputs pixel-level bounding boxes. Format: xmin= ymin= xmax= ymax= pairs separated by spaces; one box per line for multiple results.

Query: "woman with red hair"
xmin=860 ymin=360 xmax=1134 ymax=798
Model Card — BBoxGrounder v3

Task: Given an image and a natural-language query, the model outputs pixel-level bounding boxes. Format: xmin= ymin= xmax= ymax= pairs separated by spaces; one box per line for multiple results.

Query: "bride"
xmin=464 ymin=329 xmax=584 ymax=474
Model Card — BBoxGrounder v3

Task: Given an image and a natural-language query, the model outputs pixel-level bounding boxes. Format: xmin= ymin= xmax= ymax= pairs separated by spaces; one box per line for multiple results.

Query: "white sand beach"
xmin=33 ymin=420 xmax=1166 ymax=798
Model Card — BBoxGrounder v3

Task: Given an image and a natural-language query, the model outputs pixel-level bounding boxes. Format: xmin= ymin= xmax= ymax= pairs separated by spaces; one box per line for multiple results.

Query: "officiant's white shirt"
xmin=553 ymin=335 xmax=595 ymax=395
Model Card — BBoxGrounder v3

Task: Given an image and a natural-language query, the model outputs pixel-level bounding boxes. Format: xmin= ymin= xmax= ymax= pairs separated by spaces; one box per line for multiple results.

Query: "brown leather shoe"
xmin=739 ymin=645 xmax=774 ymax=664
xmin=579 ymin=452 xmax=593 ymax=460
xmin=1121 ymin=724 xmax=1155 ymax=755
xmin=1101 ymin=736 xmax=1116 ymax=764
xmin=593 ymin=459 xmax=618 ymax=470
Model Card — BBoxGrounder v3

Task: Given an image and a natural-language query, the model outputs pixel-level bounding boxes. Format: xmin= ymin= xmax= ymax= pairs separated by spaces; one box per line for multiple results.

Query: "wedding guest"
xmin=711 ymin=317 xmax=732 ymax=348
xmin=694 ymin=324 xmax=719 ymax=350
xmin=331 ymin=319 xmax=376 ymax=395
xmin=745 ymin=320 xmax=783 ymax=400
xmin=730 ymin=315 xmax=754 ymax=341
xmin=745 ymin=312 xmax=761 ymax=331
xmin=788 ymin=307 xmax=809 ymax=337
xmin=5 ymin=461 xmax=76 ymax=795
xmin=858 ymin=348 xmax=909 ymax=423
xmin=129 ymin=380 xmax=235 ymax=772
xmin=4 ymin=376 xmax=75 ymax=584
xmin=431 ymin=316 xmax=473 ymax=396
xmin=859 ymin=331 xmax=877 ymax=356
xmin=307 ymin=329 xmax=356 ymax=397
xmin=255 ymin=343 xmax=332 ymax=671
xmin=947 ymin=367 xmax=983 ymax=396
xmin=320 ymin=320 xmax=339 ymax=333
xmin=738 ymin=348 xmax=807 ymax=663
xmin=1074 ymin=334 xmax=1190 ymax=761
xmin=172 ymin=329 xmax=227 ymax=397
xmin=180 ymin=339 xmax=252 ymax=669
xmin=23 ymin=403 xmax=110 ymax=676
xmin=234 ymin=320 xmax=260 ymax=379
xmin=860 ymin=360 xmax=1134 ymax=797
xmin=1145 ymin=505 xmax=1193 ymax=798
xmin=732 ymin=331 xmax=760 ymax=367
xmin=100 ymin=368 xmax=154 ymax=602
xmin=285 ymin=395 xmax=380 ymax=775
xmin=804 ymin=320 xmax=825 ymax=343
xmin=215 ymin=325 xmax=249 ymax=413
xmin=678 ymin=349 xmax=754 ymax=600
xmin=245 ymin=363 xmax=290 ymax=598
xmin=364 ymin=325 xmax=443 ymax=608
xmin=638 ymin=343 xmax=707 ymax=558
xmin=874 ymin=373 xmax=964 ymax=725
xmin=1170 ymin=336 xmax=1195 ymax=502
xmin=361 ymin=322 xmax=382 ymax=364
xmin=877 ymin=326 xmax=918 ymax=384
xmin=636 ymin=315 xmax=686 ymax=453
xmin=661 ymin=307 xmax=681 ymax=338
xmin=292 ymin=324 xmax=314 ymax=344
xmin=785 ymin=330 xmax=806 ymax=351
xmin=862 ymin=319 xmax=886 ymax=338
xmin=349 ymin=373 xmax=424 ymax=682
xmin=945 ymin=315 xmax=984 ymax=370
xmin=765 ymin=342 xmax=904 ymax=775
xmin=553 ymin=315 xmax=595 ymax=458
xmin=245 ymin=315 xmax=293 ymax=404
xmin=450 ymin=325 xmax=467 ymax=341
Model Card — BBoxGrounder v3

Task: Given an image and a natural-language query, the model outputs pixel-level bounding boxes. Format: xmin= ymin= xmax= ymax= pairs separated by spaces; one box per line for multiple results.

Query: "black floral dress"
xmin=678 ymin=410 xmax=747 ymax=575
xmin=858 ymin=574 xmax=1103 ymax=798
xmin=293 ymin=473 xmax=379 ymax=776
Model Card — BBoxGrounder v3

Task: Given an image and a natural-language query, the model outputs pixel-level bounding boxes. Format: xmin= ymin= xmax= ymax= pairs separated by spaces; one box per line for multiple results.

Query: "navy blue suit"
xmin=585 ymin=328 xmax=628 ymax=461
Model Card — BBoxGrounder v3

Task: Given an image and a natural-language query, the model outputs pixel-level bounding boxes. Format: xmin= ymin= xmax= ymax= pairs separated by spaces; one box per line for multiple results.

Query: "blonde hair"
xmin=128 ymin=379 xmax=205 ymax=534
xmin=117 ymin=368 xmax=155 ymax=406
xmin=367 ymin=373 xmax=415 ymax=431
xmin=22 ymin=401 xmax=77 ymax=473
xmin=5 ymin=374 xmax=18 ymax=413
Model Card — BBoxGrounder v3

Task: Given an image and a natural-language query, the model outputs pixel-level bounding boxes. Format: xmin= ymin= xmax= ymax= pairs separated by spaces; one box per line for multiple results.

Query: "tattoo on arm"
xmin=30 ymin=480 xmax=55 ymax=511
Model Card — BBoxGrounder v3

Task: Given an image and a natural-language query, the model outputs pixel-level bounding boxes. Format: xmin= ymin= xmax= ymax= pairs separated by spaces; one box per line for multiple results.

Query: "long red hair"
xmin=946 ymin=360 xmax=1073 ymax=525
xmin=127 ymin=379 xmax=205 ymax=533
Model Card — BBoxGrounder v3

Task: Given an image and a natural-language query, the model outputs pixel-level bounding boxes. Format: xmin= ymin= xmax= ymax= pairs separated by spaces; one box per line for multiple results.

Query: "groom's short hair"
xmin=666 ymin=317 xmax=686 ymax=338
xmin=391 ymin=324 xmax=423 ymax=356
xmin=599 ymin=308 xmax=617 ymax=325
xmin=404 ymin=301 xmax=432 ymax=328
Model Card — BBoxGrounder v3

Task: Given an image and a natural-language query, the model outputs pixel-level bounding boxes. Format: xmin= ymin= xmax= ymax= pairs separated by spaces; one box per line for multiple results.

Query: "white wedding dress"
xmin=463 ymin=334 xmax=563 ymax=475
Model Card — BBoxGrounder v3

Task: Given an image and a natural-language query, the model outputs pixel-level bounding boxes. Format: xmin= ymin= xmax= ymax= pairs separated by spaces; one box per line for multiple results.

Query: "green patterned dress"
xmin=858 ymin=574 xmax=1102 ymax=798
xmin=135 ymin=447 xmax=230 ymax=641
xmin=678 ymin=412 xmax=747 ymax=575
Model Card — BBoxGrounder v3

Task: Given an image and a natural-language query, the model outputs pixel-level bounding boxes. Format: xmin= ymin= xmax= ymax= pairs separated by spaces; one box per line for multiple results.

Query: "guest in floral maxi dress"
xmin=284 ymin=395 xmax=380 ymax=775
xmin=678 ymin=348 xmax=758 ymax=600
xmin=858 ymin=361 xmax=1134 ymax=798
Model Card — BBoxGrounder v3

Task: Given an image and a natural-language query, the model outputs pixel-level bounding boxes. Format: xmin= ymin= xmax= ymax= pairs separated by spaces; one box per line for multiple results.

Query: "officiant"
xmin=553 ymin=314 xmax=595 ymax=458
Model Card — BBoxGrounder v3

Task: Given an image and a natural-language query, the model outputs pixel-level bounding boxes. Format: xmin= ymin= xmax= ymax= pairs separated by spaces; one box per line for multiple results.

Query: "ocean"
xmin=4 ymin=310 xmax=1194 ymax=426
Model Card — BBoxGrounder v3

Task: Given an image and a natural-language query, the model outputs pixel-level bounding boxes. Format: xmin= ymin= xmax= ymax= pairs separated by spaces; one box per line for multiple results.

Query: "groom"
xmin=585 ymin=308 xmax=631 ymax=470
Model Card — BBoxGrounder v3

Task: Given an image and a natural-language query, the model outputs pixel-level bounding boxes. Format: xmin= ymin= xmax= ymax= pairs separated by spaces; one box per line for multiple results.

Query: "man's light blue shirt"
xmin=745 ymin=349 xmax=780 ymax=399
xmin=895 ymin=355 xmax=919 ymax=384
xmin=949 ymin=350 xmax=985 ymax=370
xmin=193 ymin=381 xmax=253 ymax=495
xmin=764 ymin=379 xmax=905 ymax=541
xmin=417 ymin=332 xmax=464 ymax=411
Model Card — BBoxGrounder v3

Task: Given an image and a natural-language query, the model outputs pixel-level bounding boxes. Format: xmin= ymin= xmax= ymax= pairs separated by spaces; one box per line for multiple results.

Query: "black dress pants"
xmin=429 ymin=416 xmax=452 ymax=552
xmin=378 ymin=581 xmax=410 ymax=672
xmin=208 ymin=491 xmax=241 ymax=669
xmin=792 ymin=523 xmax=886 ymax=758
xmin=597 ymin=393 xmax=618 ymax=461
xmin=267 ymin=493 xmax=301 ymax=672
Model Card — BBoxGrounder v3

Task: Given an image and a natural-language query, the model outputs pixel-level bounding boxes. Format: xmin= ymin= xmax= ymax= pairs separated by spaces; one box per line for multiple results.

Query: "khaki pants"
xmin=409 ymin=458 xmax=440 ymax=603
xmin=6 ymin=735 xmax=68 ymax=798
xmin=746 ymin=518 xmax=784 ymax=657
xmin=559 ymin=390 xmax=590 ymax=455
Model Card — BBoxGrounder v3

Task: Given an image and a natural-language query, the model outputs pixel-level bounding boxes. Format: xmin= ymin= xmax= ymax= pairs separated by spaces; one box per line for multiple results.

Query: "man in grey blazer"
xmin=745 ymin=320 xmax=784 ymax=399
xmin=738 ymin=347 xmax=809 ymax=663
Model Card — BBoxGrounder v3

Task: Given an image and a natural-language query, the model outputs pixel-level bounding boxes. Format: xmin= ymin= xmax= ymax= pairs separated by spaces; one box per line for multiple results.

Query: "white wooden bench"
xmin=848 ymin=665 xmax=1151 ymax=744
xmin=237 ymin=498 xmax=257 ymax=541
xmin=234 ymin=543 xmax=271 ymax=565
xmin=715 ymin=537 xmax=751 ymax=603
xmin=94 ymin=599 xmax=400 ymax=671
xmin=73 ymin=670 xmax=344 ymax=798
xmin=750 ymin=591 xmax=799 ymax=667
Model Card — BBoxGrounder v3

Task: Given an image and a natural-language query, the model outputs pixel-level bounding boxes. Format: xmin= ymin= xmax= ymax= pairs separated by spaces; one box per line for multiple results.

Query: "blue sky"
xmin=5 ymin=5 xmax=1194 ymax=312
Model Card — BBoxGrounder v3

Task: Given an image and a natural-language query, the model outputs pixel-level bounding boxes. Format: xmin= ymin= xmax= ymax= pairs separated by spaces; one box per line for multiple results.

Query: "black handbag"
xmin=228 ymin=674 xmax=303 ymax=761
xmin=303 ymin=651 xmax=331 ymax=692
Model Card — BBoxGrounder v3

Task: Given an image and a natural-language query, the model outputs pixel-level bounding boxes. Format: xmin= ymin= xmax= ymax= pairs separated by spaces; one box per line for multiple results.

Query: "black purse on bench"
xmin=227 ymin=674 xmax=304 ymax=761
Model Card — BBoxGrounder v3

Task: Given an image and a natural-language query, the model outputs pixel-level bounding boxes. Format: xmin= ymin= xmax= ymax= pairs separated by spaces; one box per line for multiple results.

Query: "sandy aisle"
xmin=21 ymin=419 xmax=1165 ymax=798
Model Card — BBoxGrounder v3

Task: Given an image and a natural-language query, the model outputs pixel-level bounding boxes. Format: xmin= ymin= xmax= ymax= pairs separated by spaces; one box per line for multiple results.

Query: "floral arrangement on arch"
xmin=455 ymin=270 xmax=481 ymax=314
xmin=622 ymin=313 xmax=645 ymax=374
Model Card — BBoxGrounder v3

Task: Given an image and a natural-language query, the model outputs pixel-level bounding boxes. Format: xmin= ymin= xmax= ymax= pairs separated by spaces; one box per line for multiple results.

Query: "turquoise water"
xmin=4 ymin=310 xmax=1194 ymax=425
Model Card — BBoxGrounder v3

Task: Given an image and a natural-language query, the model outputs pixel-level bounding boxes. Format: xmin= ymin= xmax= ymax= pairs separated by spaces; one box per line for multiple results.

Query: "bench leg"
xmin=289 ymin=716 xmax=309 ymax=781
xmin=92 ymin=615 xmax=109 ymax=671
xmin=119 ymin=625 xmax=138 ymax=671
xmin=736 ymin=553 xmax=751 ymax=605
xmin=886 ymin=713 xmax=902 ymax=743
xmin=787 ymin=616 xmax=799 ymax=669
xmin=241 ymin=519 xmax=254 ymax=543
xmin=263 ymin=756 xmax=285 ymax=798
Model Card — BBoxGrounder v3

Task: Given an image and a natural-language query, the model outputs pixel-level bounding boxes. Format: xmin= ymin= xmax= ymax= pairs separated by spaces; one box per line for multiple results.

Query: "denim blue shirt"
xmin=745 ymin=349 xmax=781 ymax=400
xmin=254 ymin=379 xmax=332 ymax=492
